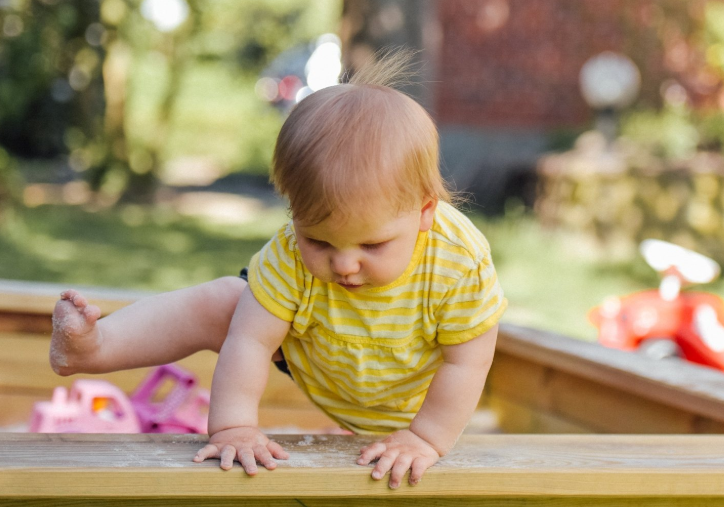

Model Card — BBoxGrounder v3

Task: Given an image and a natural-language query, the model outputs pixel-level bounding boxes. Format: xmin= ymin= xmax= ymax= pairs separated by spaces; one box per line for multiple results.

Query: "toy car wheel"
xmin=637 ymin=338 xmax=682 ymax=361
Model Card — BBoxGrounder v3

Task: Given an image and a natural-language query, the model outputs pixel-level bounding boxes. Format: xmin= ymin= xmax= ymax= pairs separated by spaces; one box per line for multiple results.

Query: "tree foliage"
xmin=0 ymin=0 xmax=340 ymax=202
xmin=621 ymin=1 xmax=724 ymax=158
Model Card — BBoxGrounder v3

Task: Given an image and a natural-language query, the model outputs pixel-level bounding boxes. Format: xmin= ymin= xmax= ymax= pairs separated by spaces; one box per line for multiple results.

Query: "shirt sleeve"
xmin=435 ymin=254 xmax=507 ymax=346
xmin=248 ymin=223 xmax=305 ymax=322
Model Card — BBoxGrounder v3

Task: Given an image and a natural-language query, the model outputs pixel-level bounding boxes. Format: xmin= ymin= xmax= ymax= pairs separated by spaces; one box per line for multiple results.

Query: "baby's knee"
xmin=204 ymin=276 xmax=247 ymax=310
xmin=213 ymin=275 xmax=247 ymax=294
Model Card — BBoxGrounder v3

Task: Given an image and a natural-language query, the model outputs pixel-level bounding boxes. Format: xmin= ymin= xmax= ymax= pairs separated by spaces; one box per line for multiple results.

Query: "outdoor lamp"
xmin=579 ymin=51 xmax=641 ymax=146
xmin=140 ymin=0 xmax=189 ymax=32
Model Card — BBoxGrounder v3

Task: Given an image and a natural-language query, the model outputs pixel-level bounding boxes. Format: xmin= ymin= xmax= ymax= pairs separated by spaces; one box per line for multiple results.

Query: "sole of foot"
xmin=50 ymin=289 xmax=102 ymax=375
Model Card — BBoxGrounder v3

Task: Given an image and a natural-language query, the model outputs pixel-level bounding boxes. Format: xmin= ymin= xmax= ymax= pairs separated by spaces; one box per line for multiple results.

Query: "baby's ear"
xmin=419 ymin=197 xmax=438 ymax=232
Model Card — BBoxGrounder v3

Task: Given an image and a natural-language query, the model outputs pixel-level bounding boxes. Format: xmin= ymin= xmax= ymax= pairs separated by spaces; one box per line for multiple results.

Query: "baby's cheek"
xmin=305 ymin=257 xmax=331 ymax=282
xmin=370 ymin=260 xmax=405 ymax=286
xmin=298 ymin=249 xmax=327 ymax=280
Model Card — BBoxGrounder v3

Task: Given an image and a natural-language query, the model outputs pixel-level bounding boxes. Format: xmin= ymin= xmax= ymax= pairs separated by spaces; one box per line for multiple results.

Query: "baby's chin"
xmin=334 ymin=277 xmax=397 ymax=290
xmin=337 ymin=282 xmax=365 ymax=291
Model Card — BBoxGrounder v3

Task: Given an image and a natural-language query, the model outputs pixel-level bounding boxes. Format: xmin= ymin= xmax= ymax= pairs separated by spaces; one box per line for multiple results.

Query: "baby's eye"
xmin=362 ymin=242 xmax=387 ymax=251
xmin=307 ymin=238 xmax=329 ymax=248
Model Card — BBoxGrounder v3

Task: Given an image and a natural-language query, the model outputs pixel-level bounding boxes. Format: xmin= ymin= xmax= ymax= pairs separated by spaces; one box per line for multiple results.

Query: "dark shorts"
xmin=239 ymin=268 xmax=292 ymax=379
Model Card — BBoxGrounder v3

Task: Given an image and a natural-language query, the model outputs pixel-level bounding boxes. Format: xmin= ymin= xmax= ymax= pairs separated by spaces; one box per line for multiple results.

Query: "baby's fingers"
xmin=220 ymin=445 xmax=238 ymax=470
xmin=409 ymin=456 xmax=435 ymax=486
xmin=357 ymin=441 xmax=387 ymax=465
xmin=389 ymin=455 xmax=413 ymax=489
xmin=253 ymin=445 xmax=277 ymax=471
xmin=267 ymin=440 xmax=289 ymax=460
xmin=238 ymin=449 xmax=258 ymax=475
xmin=193 ymin=444 xmax=220 ymax=463
xmin=371 ymin=451 xmax=398 ymax=481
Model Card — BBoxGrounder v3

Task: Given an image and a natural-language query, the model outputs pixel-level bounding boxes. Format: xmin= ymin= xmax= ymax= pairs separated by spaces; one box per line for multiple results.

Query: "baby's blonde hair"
xmin=271 ymin=49 xmax=451 ymax=225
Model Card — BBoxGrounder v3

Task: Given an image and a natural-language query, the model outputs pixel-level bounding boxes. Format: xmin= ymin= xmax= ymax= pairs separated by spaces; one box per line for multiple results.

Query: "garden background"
xmin=2 ymin=0 xmax=724 ymax=340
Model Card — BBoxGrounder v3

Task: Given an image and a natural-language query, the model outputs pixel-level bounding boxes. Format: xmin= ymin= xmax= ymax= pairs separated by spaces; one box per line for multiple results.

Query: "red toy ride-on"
xmin=590 ymin=239 xmax=724 ymax=371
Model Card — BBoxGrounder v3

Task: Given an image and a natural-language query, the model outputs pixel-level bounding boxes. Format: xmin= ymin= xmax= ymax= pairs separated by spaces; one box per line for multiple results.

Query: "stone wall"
xmin=537 ymin=132 xmax=724 ymax=263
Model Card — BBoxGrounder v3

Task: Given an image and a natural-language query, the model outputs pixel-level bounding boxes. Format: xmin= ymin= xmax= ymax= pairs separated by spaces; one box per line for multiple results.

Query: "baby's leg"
xmin=50 ymin=276 xmax=246 ymax=375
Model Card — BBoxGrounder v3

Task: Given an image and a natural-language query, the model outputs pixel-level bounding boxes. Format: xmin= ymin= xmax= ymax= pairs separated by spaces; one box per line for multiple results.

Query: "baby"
xmin=50 ymin=51 xmax=507 ymax=489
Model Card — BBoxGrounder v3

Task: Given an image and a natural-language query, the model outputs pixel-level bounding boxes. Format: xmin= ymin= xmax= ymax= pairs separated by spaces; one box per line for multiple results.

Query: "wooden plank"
xmin=0 ymin=393 xmax=40 ymax=428
xmin=0 ymin=332 xmax=219 ymax=392
xmin=1 ymin=499 xmax=721 ymax=507
xmin=1 ymin=434 xmax=724 ymax=502
xmin=0 ymin=279 xmax=146 ymax=334
xmin=0 ymin=279 xmax=146 ymax=316
xmin=486 ymin=353 xmax=721 ymax=433
xmin=6 ymin=280 xmax=724 ymax=435
xmin=483 ymin=394 xmax=590 ymax=434
xmin=0 ymin=312 xmax=51 ymax=334
xmin=0 ymin=331 xmax=316 ymax=407
xmin=0 ymin=331 xmax=335 ymax=430
xmin=0 ymin=499 xmax=719 ymax=507
xmin=0 ymin=392 xmax=336 ymax=432
xmin=488 ymin=324 xmax=724 ymax=432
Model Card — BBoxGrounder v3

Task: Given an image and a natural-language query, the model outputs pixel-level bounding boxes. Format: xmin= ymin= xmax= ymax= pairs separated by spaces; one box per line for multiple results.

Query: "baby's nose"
xmin=331 ymin=252 xmax=360 ymax=276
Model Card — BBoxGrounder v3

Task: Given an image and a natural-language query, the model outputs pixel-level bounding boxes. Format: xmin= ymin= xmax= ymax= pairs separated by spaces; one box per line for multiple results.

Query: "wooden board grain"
xmin=0 ymin=331 xmax=320 ymax=400
xmin=0 ymin=279 xmax=147 ymax=316
xmin=0 ymin=332 xmax=335 ymax=431
xmin=489 ymin=324 xmax=724 ymax=433
xmin=1 ymin=434 xmax=724 ymax=502
xmin=0 ymin=332 xmax=293 ymax=395
xmin=0 ymin=499 xmax=721 ymax=507
xmin=6 ymin=280 xmax=724 ymax=437
xmin=0 ymin=279 xmax=148 ymax=334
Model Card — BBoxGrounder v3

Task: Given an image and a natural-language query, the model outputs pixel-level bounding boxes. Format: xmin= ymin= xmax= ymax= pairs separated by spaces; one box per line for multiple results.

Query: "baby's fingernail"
xmin=372 ymin=471 xmax=381 ymax=479
xmin=389 ymin=483 xmax=399 ymax=489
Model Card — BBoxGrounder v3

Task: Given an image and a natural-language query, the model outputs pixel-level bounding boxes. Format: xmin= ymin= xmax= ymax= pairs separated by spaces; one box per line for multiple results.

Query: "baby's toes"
xmin=70 ymin=293 xmax=88 ymax=310
xmin=82 ymin=304 xmax=101 ymax=324
xmin=52 ymin=300 xmax=86 ymax=335
xmin=60 ymin=289 xmax=79 ymax=302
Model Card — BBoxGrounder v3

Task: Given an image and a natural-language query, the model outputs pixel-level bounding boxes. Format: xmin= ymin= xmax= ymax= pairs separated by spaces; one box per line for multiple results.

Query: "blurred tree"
xmin=0 ymin=0 xmax=340 ymax=204
xmin=0 ymin=147 xmax=22 ymax=224
xmin=621 ymin=0 xmax=724 ymax=158
xmin=93 ymin=0 xmax=206 ymax=202
xmin=0 ymin=0 xmax=106 ymax=159
xmin=339 ymin=0 xmax=432 ymax=105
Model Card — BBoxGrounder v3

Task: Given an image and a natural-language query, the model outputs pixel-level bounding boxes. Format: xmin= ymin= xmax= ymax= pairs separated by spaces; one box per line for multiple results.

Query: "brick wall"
xmin=434 ymin=0 xmax=699 ymax=128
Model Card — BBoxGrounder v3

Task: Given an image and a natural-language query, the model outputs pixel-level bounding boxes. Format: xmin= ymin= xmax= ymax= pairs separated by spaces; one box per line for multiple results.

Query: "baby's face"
xmin=294 ymin=199 xmax=436 ymax=291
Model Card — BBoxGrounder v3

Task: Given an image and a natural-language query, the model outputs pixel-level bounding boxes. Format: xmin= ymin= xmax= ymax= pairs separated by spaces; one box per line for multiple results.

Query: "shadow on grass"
xmin=0 ymin=204 xmax=287 ymax=292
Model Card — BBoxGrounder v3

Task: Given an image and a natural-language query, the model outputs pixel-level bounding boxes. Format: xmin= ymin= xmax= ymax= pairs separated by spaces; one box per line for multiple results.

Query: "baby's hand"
xmin=357 ymin=429 xmax=440 ymax=489
xmin=193 ymin=426 xmax=289 ymax=475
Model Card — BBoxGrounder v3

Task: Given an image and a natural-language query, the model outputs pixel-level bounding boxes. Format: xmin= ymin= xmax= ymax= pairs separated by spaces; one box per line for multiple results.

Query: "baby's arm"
xmin=193 ymin=287 xmax=291 ymax=475
xmin=357 ymin=324 xmax=498 ymax=488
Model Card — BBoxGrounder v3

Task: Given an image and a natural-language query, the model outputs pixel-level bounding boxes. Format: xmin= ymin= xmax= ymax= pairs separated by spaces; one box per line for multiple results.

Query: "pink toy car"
xmin=130 ymin=363 xmax=209 ymax=434
xmin=29 ymin=379 xmax=141 ymax=433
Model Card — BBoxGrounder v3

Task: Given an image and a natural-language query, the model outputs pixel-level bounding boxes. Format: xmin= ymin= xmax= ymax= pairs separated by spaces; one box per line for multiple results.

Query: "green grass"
xmin=0 ymin=203 xmax=288 ymax=292
xmin=3 ymin=203 xmax=723 ymax=341
xmin=127 ymin=60 xmax=283 ymax=174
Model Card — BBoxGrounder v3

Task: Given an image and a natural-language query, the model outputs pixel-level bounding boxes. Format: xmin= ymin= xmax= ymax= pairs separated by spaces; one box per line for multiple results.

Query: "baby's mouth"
xmin=337 ymin=281 xmax=363 ymax=290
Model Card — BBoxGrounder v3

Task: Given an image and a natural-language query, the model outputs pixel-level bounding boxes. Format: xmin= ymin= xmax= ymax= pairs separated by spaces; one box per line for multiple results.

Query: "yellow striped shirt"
xmin=248 ymin=202 xmax=506 ymax=434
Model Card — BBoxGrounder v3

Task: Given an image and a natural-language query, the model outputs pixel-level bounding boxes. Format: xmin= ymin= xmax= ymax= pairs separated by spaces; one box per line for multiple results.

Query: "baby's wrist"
xmin=408 ymin=421 xmax=451 ymax=457
xmin=208 ymin=422 xmax=259 ymax=437
xmin=208 ymin=414 xmax=258 ymax=436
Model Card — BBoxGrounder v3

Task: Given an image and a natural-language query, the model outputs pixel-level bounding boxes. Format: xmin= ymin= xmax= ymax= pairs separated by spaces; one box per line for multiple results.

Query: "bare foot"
xmin=50 ymin=290 xmax=103 ymax=375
